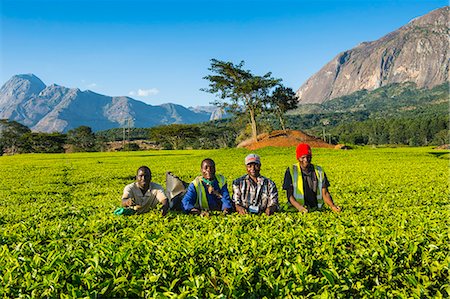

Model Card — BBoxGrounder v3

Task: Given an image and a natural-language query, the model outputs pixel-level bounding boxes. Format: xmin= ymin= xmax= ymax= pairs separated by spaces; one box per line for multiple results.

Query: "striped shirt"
xmin=232 ymin=175 xmax=279 ymax=212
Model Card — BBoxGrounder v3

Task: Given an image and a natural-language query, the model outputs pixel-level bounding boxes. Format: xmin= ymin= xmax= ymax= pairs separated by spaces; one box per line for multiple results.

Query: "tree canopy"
xmin=202 ymin=59 xmax=281 ymax=142
xmin=264 ymin=86 xmax=298 ymax=131
xmin=67 ymin=126 xmax=98 ymax=152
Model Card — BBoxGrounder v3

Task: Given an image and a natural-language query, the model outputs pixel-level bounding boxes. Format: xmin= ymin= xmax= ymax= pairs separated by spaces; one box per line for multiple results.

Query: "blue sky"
xmin=1 ymin=0 xmax=447 ymax=107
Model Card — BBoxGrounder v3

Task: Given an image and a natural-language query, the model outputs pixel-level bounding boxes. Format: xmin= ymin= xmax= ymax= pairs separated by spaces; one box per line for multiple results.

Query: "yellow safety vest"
xmin=290 ymin=163 xmax=324 ymax=208
xmin=192 ymin=174 xmax=226 ymax=210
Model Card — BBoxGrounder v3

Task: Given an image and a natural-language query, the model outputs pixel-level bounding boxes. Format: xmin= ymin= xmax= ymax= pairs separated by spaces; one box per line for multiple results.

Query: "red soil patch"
xmin=237 ymin=130 xmax=334 ymax=150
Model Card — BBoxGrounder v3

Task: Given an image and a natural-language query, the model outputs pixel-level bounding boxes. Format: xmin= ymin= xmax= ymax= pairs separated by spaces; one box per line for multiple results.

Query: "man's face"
xmin=298 ymin=154 xmax=312 ymax=169
xmin=136 ymin=169 xmax=151 ymax=188
xmin=201 ymin=160 xmax=216 ymax=180
xmin=246 ymin=162 xmax=261 ymax=178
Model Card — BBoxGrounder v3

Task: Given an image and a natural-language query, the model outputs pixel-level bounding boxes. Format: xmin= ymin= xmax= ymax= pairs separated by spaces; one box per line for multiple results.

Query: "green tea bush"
xmin=0 ymin=147 xmax=448 ymax=298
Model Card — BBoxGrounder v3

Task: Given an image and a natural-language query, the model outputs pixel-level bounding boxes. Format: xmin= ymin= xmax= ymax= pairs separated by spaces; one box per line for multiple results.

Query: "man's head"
xmin=245 ymin=153 xmax=261 ymax=178
xmin=136 ymin=166 xmax=151 ymax=188
xmin=201 ymin=158 xmax=216 ymax=180
xmin=296 ymin=143 xmax=312 ymax=169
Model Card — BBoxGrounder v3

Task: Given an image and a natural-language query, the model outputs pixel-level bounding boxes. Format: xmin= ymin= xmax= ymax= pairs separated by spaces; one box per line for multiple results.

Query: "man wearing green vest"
xmin=283 ymin=143 xmax=341 ymax=213
xmin=182 ymin=158 xmax=233 ymax=215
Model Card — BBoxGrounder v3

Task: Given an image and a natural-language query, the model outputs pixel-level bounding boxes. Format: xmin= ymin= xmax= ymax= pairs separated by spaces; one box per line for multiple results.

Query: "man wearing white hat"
xmin=232 ymin=154 xmax=279 ymax=216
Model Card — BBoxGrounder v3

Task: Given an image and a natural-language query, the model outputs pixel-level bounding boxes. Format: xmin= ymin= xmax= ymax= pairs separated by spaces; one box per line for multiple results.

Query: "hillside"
xmin=0 ymin=74 xmax=217 ymax=133
xmin=290 ymin=82 xmax=448 ymax=118
xmin=296 ymin=6 xmax=449 ymax=104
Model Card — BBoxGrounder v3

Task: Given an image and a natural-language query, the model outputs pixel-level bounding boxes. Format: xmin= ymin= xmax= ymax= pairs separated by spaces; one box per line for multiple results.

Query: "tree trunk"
xmin=278 ymin=108 xmax=286 ymax=131
xmin=279 ymin=116 xmax=286 ymax=131
xmin=249 ymin=108 xmax=258 ymax=142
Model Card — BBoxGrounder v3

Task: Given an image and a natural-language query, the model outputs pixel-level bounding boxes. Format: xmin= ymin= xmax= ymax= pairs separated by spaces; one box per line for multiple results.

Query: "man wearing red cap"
xmin=232 ymin=154 xmax=279 ymax=216
xmin=283 ymin=143 xmax=341 ymax=213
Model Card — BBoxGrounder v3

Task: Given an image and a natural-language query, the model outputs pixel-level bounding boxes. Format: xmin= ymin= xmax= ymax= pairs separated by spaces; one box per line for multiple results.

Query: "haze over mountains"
xmin=296 ymin=6 xmax=449 ymax=104
xmin=0 ymin=74 xmax=221 ymax=133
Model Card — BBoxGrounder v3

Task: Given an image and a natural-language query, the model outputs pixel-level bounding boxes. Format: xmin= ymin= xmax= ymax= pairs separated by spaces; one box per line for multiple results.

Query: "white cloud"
xmin=129 ymin=88 xmax=159 ymax=97
xmin=81 ymin=79 xmax=98 ymax=90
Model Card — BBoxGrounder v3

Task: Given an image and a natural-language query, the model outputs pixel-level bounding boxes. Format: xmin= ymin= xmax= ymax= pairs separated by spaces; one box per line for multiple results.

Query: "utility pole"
xmin=127 ymin=118 xmax=131 ymax=143
xmin=122 ymin=126 xmax=125 ymax=148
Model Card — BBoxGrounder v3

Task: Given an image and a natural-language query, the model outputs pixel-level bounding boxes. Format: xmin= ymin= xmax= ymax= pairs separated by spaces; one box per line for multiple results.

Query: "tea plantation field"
xmin=0 ymin=147 xmax=448 ymax=298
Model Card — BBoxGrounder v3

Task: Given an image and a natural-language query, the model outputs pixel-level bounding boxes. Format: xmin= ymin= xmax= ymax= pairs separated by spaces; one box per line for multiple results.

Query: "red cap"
xmin=296 ymin=143 xmax=312 ymax=160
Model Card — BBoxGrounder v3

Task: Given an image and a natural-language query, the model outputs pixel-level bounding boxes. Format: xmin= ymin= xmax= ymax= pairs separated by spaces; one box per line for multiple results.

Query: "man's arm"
xmin=121 ymin=198 xmax=133 ymax=207
xmin=265 ymin=179 xmax=279 ymax=216
xmin=181 ymin=183 xmax=201 ymax=215
xmin=160 ymin=198 xmax=169 ymax=216
xmin=121 ymin=185 xmax=134 ymax=207
xmin=322 ymin=187 xmax=341 ymax=213
xmin=283 ymin=168 xmax=308 ymax=213
xmin=154 ymin=186 xmax=170 ymax=216
xmin=219 ymin=184 xmax=232 ymax=214
xmin=232 ymin=179 xmax=247 ymax=215
xmin=287 ymin=188 xmax=308 ymax=213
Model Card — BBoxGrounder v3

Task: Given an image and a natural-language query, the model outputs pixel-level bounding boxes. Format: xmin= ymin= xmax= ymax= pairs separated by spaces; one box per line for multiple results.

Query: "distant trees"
xmin=149 ymin=124 xmax=201 ymax=150
xmin=331 ymin=114 xmax=448 ymax=146
xmin=0 ymin=120 xmax=67 ymax=154
xmin=0 ymin=119 xmax=31 ymax=154
xmin=202 ymin=59 xmax=281 ymax=142
xmin=20 ymin=132 xmax=66 ymax=153
xmin=67 ymin=126 xmax=99 ymax=152
xmin=146 ymin=121 xmax=240 ymax=150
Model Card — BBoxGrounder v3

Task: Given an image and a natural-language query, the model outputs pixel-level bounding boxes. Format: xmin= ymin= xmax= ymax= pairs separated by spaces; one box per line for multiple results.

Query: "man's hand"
xmin=223 ymin=208 xmax=231 ymax=215
xmin=122 ymin=198 xmax=134 ymax=207
xmin=235 ymin=205 xmax=247 ymax=215
xmin=265 ymin=205 xmax=277 ymax=216
xmin=200 ymin=210 xmax=210 ymax=218
xmin=331 ymin=205 xmax=341 ymax=213
xmin=298 ymin=205 xmax=308 ymax=214
xmin=161 ymin=205 xmax=169 ymax=216
xmin=211 ymin=190 xmax=223 ymax=199
xmin=190 ymin=208 xmax=201 ymax=215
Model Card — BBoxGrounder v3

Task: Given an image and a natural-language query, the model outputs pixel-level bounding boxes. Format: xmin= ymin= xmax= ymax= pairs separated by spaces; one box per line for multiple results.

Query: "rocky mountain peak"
xmin=296 ymin=6 xmax=449 ymax=104
xmin=406 ymin=6 xmax=448 ymax=27
xmin=0 ymin=73 xmax=45 ymax=99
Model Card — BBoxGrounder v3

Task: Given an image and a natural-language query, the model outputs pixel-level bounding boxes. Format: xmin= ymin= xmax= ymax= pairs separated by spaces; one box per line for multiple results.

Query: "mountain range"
xmin=0 ymin=74 xmax=221 ymax=133
xmin=296 ymin=6 xmax=449 ymax=104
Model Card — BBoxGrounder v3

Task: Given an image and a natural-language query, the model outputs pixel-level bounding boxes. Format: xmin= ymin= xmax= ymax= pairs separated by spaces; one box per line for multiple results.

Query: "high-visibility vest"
xmin=192 ymin=174 xmax=226 ymax=210
xmin=290 ymin=163 xmax=324 ymax=208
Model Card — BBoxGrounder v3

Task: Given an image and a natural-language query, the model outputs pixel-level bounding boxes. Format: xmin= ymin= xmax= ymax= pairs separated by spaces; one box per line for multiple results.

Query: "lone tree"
xmin=202 ymin=59 xmax=281 ymax=142
xmin=265 ymin=86 xmax=298 ymax=131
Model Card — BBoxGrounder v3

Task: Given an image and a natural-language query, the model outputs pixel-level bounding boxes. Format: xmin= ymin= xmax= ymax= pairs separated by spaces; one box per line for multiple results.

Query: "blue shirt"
xmin=182 ymin=179 xmax=232 ymax=212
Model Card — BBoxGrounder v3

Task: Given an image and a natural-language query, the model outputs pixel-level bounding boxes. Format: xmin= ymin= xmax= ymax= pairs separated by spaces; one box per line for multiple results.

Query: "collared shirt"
xmin=232 ymin=174 xmax=279 ymax=212
xmin=122 ymin=182 xmax=167 ymax=215
xmin=282 ymin=164 xmax=330 ymax=208
xmin=182 ymin=179 xmax=232 ymax=212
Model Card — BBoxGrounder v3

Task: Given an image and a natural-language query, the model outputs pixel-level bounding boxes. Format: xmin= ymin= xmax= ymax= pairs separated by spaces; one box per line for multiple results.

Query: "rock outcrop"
xmin=296 ymin=6 xmax=449 ymax=104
